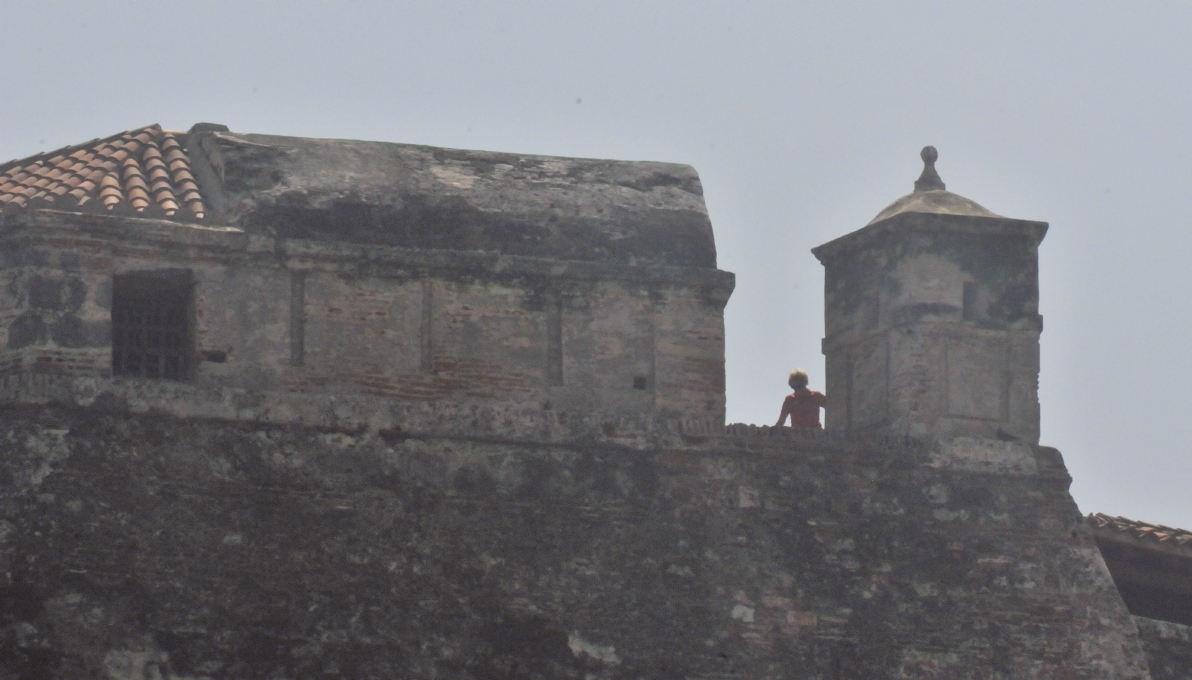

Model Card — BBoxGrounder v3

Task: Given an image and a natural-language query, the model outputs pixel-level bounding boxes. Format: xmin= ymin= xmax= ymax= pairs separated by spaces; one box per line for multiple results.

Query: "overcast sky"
xmin=3 ymin=2 xmax=1191 ymax=530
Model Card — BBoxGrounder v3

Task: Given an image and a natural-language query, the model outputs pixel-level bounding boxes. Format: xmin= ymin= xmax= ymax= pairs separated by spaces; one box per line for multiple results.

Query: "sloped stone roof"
xmin=867 ymin=146 xmax=1001 ymax=226
xmin=813 ymin=146 xmax=1046 ymax=264
xmin=867 ymin=189 xmax=1000 ymax=226
xmin=0 ymin=124 xmax=206 ymax=222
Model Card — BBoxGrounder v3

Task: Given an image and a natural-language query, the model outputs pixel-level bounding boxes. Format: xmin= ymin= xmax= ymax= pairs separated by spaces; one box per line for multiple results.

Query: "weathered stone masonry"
xmin=813 ymin=149 xmax=1046 ymax=444
xmin=0 ymin=130 xmax=1187 ymax=678
xmin=0 ymin=409 xmax=1151 ymax=679
xmin=0 ymin=209 xmax=730 ymax=438
xmin=0 ymin=125 xmax=733 ymax=443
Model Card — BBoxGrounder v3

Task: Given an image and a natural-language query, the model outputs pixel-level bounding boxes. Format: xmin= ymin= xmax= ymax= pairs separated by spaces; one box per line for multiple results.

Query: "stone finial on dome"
xmin=913 ymin=145 xmax=945 ymax=193
xmin=863 ymin=145 xmax=999 ymax=225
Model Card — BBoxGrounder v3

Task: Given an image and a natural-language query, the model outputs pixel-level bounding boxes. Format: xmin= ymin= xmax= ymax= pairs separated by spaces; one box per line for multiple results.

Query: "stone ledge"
xmin=812 ymin=211 xmax=1048 ymax=264
xmin=1136 ymin=616 xmax=1192 ymax=642
xmin=928 ymin=436 xmax=1038 ymax=476
xmin=0 ymin=209 xmax=735 ymax=298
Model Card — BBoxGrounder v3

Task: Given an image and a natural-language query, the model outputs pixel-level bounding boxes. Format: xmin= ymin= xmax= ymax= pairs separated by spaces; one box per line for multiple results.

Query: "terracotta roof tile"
xmin=123 ymin=165 xmax=147 ymax=184
xmin=0 ymin=124 xmax=207 ymax=222
xmin=1086 ymin=513 xmax=1192 ymax=553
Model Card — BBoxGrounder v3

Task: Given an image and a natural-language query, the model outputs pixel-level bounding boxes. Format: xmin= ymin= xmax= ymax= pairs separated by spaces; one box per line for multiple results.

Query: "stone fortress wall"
xmin=0 ymin=128 xmax=1187 ymax=678
xmin=0 ymin=409 xmax=1151 ymax=679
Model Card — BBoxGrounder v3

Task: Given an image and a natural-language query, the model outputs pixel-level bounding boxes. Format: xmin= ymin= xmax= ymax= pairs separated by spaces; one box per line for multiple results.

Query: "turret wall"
xmin=815 ymin=212 xmax=1046 ymax=441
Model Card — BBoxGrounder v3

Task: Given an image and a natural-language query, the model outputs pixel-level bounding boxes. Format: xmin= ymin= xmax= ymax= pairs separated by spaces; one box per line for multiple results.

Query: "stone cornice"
xmin=812 ymin=211 xmax=1049 ymax=264
xmin=0 ymin=209 xmax=735 ymax=302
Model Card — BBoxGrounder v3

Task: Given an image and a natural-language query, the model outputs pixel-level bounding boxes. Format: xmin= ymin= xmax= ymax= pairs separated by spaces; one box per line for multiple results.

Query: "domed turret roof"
xmin=867 ymin=146 xmax=1000 ymax=225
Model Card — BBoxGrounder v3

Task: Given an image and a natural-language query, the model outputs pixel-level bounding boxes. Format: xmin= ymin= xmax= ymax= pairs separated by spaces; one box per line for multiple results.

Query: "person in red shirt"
xmin=775 ymin=369 xmax=826 ymax=429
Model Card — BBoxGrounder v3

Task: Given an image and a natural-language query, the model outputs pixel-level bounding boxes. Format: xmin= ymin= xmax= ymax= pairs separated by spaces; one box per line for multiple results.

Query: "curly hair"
xmin=788 ymin=369 xmax=809 ymax=389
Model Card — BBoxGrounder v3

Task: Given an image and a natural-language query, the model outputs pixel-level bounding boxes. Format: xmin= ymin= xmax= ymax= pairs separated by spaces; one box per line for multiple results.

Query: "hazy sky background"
xmin=3 ymin=2 xmax=1191 ymax=530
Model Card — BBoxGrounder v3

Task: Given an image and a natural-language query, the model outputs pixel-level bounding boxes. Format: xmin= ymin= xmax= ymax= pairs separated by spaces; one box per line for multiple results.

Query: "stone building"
xmin=0 ymin=126 xmax=1188 ymax=679
xmin=0 ymin=124 xmax=732 ymax=442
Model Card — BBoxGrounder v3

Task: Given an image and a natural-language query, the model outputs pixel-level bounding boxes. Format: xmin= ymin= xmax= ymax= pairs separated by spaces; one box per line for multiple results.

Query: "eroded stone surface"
xmin=0 ymin=407 xmax=1151 ymax=679
xmin=815 ymin=211 xmax=1047 ymax=443
xmin=1136 ymin=617 xmax=1192 ymax=680
xmin=188 ymin=130 xmax=717 ymax=268
xmin=0 ymin=209 xmax=732 ymax=438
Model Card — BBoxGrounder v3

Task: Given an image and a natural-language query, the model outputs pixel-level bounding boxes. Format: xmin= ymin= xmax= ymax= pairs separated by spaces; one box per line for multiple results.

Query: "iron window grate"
xmin=111 ymin=272 xmax=194 ymax=381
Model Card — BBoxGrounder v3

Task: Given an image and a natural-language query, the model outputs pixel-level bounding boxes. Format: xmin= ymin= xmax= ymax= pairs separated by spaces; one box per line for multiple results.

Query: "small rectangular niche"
xmin=421 ymin=279 xmax=435 ymax=373
xmin=290 ymin=272 xmax=305 ymax=367
xmin=111 ymin=270 xmax=195 ymax=381
xmin=863 ymin=294 xmax=880 ymax=331
xmin=546 ymin=291 xmax=563 ymax=386
xmin=962 ymin=282 xmax=979 ymax=322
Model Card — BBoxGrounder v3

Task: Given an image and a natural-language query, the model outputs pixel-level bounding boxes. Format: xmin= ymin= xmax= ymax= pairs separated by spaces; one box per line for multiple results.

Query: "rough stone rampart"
xmin=0 ymin=406 xmax=1149 ymax=679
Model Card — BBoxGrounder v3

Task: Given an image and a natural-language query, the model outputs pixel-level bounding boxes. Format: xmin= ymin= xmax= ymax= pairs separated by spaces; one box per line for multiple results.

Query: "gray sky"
xmin=4 ymin=1 xmax=1191 ymax=530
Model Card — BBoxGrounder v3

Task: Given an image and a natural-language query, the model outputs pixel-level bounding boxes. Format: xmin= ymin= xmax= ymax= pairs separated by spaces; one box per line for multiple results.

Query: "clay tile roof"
xmin=1086 ymin=513 xmax=1192 ymax=553
xmin=0 ymin=124 xmax=206 ymax=222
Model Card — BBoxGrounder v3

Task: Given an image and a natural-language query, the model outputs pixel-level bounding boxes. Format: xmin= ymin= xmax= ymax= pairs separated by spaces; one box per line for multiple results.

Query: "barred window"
xmin=111 ymin=271 xmax=194 ymax=381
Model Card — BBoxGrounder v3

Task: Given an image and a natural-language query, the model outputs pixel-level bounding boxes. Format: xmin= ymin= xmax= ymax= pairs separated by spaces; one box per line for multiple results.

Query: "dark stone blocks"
xmin=8 ymin=311 xmax=46 ymax=348
xmin=50 ymin=316 xmax=110 ymax=348
xmin=26 ymin=274 xmax=86 ymax=313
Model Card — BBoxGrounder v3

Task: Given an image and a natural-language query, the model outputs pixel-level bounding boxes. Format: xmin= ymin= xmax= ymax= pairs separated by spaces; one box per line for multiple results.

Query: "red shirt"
xmin=778 ymin=389 xmax=826 ymax=428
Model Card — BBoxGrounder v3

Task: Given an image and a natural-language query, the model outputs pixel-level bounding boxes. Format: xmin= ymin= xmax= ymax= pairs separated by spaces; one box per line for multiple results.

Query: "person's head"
xmin=788 ymin=369 xmax=809 ymax=390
